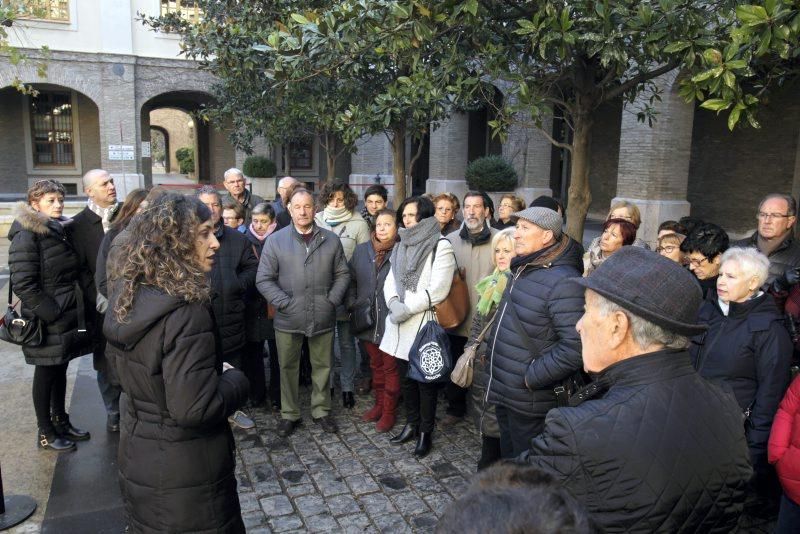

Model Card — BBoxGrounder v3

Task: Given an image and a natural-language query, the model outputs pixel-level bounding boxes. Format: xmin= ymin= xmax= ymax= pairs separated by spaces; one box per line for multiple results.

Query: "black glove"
xmin=772 ymin=267 xmax=800 ymax=293
xmin=786 ymin=267 xmax=800 ymax=286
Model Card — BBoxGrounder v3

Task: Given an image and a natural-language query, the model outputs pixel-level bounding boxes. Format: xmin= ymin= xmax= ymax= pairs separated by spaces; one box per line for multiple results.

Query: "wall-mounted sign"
xmin=109 ymin=144 xmax=135 ymax=161
xmin=141 ymin=141 xmax=151 ymax=158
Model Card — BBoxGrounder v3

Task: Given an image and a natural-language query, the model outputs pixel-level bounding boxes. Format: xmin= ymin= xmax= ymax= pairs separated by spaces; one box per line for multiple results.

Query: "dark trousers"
xmin=397 ymin=359 xmax=439 ymax=433
xmin=445 ymin=334 xmax=468 ymax=417
xmin=33 ymin=363 xmax=69 ymax=431
xmin=242 ymin=341 xmax=267 ymax=405
xmin=496 ymin=404 xmax=546 ymax=458
xmin=477 ymin=435 xmax=503 ymax=471
xmin=358 ymin=339 xmax=372 ymax=379
xmin=266 ymin=339 xmax=280 ymax=406
xmin=777 ymin=493 xmax=800 ymax=533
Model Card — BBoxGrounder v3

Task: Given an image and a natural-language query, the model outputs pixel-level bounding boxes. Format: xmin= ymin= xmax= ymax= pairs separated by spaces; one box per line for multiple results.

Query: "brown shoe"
xmin=313 ymin=415 xmax=339 ymax=434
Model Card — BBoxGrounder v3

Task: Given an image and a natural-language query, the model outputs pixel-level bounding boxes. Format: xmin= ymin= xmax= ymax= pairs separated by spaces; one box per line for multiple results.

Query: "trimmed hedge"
xmin=464 ymin=155 xmax=518 ymax=192
xmin=176 ymin=147 xmax=194 ymax=174
xmin=243 ymin=156 xmax=277 ymax=178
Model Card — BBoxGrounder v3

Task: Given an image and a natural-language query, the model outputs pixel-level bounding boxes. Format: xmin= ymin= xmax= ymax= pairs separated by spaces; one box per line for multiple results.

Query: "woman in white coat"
xmin=380 ymin=196 xmax=455 ymax=457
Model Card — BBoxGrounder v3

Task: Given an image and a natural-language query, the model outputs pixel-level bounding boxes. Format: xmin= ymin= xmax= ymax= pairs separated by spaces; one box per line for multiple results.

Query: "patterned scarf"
xmin=249 ymin=221 xmax=277 ymax=242
xmin=390 ymin=217 xmax=441 ymax=300
xmin=87 ymin=198 xmax=119 ymax=233
xmin=475 ymin=268 xmax=510 ymax=316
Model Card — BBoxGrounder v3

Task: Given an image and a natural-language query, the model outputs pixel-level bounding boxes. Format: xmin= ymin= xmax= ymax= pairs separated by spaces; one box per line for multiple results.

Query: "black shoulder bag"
xmin=0 ymin=277 xmax=43 ymax=347
xmin=505 ymin=299 xmax=584 ymax=407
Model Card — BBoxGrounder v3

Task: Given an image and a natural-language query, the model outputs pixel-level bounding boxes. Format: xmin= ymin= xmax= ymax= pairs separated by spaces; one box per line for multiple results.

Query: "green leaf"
xmin=699 ymin=98 xmax=731 ymax=111
xmin=290 ymin=13 xmax=310 ymax=25
xmin=736 ymin=5 xmax=768 ymax=24
xmin=464 ymin=0 xmax=479 ymax=16
xmin=727 ymin=106 xmax=741 ymax=130
xmin=663 ymin=41 xmax=691 ymax=53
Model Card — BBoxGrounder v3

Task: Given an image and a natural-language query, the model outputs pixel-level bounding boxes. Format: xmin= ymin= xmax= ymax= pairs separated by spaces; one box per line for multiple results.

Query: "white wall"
xmin=8 ymin=0 xmax=183 ymax=59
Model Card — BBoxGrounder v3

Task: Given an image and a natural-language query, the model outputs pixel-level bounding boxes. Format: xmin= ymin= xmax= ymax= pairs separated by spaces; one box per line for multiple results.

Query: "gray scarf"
xmin=391 ymin=217 xmax=441 ymax=301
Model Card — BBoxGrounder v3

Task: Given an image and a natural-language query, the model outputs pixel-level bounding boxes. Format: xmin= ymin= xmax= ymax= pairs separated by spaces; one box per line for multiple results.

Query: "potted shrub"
xmin=464 ymin=155 xmax=518 ymax=192
xmin=243 ymin=155 xmax=277 ymax=199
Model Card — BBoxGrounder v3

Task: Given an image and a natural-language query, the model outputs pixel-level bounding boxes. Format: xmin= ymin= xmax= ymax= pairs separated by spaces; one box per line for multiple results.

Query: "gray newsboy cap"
xmin=573 ymin=247 xmax=706 ymax=336
xmin=512 ymin=207 xmax=562 ymax=237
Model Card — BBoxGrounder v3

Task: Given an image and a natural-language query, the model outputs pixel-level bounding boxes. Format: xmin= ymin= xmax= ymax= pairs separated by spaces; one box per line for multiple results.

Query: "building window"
xmin=160 ymin=0 xmax=203 ymax=23
xmin=19 ymin=0 xmax=70 ymax=22
xmin=29 ymin=91 xmax=74 ymax=167
xmin=288 ymin=139 xmax=314 ymax=170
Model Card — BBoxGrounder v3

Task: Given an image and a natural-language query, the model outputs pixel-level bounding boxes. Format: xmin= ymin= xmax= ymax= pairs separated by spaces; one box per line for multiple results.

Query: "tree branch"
xmin=603 ymin=60 xmax=680 ymax=103
xmin=536 ymin=125 xmax=573 ymax=153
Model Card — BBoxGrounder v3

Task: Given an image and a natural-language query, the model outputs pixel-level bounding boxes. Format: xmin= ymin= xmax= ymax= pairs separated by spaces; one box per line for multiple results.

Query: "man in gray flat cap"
xmin=487 ymin=207 xmax=585 ymax=458
xmin=519 ymin=247 xmax=752 ymax=532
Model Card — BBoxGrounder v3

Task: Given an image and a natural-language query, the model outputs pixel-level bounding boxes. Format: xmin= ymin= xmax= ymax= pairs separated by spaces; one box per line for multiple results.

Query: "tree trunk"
xmin=564 ymin=112 xmax=593 ymax=243
xmin=390 ymin=124 xmax=407 ymax=202
xmin=323 ymin=134 xmax=337 ymax=183
xmin=283 ymin=144 xmax=291 ymax=176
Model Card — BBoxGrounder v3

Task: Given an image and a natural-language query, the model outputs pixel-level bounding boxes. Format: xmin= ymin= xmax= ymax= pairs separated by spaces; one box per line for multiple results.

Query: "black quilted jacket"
xmin=104 ymin=285 xmax=249 ymax=534
xmin=521 ymin=350 xmax=752 ymax=533
xmin=210 ymin=225 xmax=258 ymax=357
xmin=486 ymin=239 xmax=585 ymax=417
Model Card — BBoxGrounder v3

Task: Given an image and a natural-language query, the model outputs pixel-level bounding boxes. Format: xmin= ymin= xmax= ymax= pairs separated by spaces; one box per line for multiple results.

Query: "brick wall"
xmin=688 ymin=85 xmax=800 ymax=233
xmin=0 ymin=89 xmax=27 ymax=193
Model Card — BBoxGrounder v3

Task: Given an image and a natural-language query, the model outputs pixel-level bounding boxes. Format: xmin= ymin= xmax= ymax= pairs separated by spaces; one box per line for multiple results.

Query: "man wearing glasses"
xmin=735 ymin=193 xmax=800 ymax=285
xmin=221 ymin=168 xmax=264 ymax=224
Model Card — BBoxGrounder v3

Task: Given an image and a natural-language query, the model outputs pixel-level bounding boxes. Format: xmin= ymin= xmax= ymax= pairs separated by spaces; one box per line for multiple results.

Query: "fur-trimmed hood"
xmin=8 ymin=201 xmax=72 ymax=240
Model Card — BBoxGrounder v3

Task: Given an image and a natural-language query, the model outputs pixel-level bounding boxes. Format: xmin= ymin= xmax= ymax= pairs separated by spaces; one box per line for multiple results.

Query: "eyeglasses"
xmin=758 ymin=212 xmax=792 ymax=220
xmin=687 ymin=256 xmax=709 ymax=267
xmin=656 ymin=245 xmax=678 ymax=254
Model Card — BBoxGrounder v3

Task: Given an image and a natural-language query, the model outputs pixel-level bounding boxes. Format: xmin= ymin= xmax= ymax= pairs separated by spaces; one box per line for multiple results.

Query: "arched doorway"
xmin=150 ymin=126 xmax=170 ymax=173
xmin=140 ymin=91 xmax=236 ymax=186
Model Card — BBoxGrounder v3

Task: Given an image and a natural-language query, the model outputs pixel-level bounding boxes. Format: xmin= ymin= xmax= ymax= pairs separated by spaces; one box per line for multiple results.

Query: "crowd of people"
xmin=8 ymin=169 xmax=800 ymax=532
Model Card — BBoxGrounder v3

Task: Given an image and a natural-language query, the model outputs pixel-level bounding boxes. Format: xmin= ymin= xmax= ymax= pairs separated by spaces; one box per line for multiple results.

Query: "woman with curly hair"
xmin=8 ymin=179 xmax=91 ymax=451
xmin=433 ymin=192 xmax=461 ymax=235
xmin=314 ymin=182 xmax=370 ymax=408
xmin=104 ymin=193 xmax=250 ymax=533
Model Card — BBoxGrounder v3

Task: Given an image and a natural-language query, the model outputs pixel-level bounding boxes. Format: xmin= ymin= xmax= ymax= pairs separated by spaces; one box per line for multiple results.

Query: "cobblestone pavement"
xmin=230 ymin=389 xmax=479 ymax=533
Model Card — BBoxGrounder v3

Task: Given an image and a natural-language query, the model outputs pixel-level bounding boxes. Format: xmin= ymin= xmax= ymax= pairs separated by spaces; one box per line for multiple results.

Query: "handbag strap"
xmin=475 ymin=313 xmax=497 ymax=345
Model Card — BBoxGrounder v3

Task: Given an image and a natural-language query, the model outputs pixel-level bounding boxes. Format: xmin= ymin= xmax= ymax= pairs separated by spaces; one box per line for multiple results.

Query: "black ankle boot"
xmin=52 ymin=414 xmax=91 ymax=441
xmin=342 ymin=391 xmax=355 ymax=409
xmin=38 ymin=428 xmax=76 ymax=452
xmin=414 ymin=432 xmax=432 ymax=457
xmin=390 ymin=424 xmax=418 ymax=444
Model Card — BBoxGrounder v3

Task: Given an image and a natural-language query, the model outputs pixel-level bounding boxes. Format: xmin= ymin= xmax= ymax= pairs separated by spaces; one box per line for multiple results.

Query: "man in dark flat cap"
xmin=519 ymin=247 xmax=752 ymax=533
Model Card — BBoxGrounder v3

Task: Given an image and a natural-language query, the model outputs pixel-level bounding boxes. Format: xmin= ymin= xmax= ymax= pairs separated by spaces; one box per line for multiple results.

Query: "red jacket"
xmin=769 ymin=374 xmax=800 ymax=504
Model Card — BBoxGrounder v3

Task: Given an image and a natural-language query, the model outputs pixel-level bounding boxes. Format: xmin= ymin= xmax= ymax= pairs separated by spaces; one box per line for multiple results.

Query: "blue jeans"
xmin=335 ymin=320 xmax=357 ymax=392
xmin=777 ymin=493 xmax=800 ymax=533
xmin=97 ymin=369 xmax=121 ymax=417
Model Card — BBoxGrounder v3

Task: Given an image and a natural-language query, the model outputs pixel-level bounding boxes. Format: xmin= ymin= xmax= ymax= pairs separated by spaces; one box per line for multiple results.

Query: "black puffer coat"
xmin=521 ymin=350 xmax=752 ymax=533
xmin=210 ymin=225 xmax=258 ymax=357
xmin=690 ymin=291 xmax=792 ymax=472
xmin=243 ymin=230 xmax=274 ymax=342
xmin=487 ymin=238 xmax=584 ymax=417
xmin=8 ymin=203 xmax=89 ymax=365
xmin=349 ymin=240 xmax=392 ymax=345
xmin=104 ymin=285 xmax=249 ymax=534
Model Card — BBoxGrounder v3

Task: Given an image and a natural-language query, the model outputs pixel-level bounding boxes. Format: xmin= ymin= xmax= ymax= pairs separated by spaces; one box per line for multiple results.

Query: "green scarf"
xmin=475 ymin=268 xmax=510 ymax=316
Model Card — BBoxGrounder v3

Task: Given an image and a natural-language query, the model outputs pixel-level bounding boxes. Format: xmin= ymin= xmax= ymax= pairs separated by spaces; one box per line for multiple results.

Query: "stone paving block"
xmin=345 ymin=473 xmax=381 ymax=496
xmin=337 ymin=512 xmax=372 ymax=532
xmin=423 ymin=493 xmax=453 ymax=517
xmin=279 ymin=467 xmax=312 ymax=486
xmin=332 ymin=456 xmax=367 ymax=475
xmin=373 ymin=513 xmax=412 ymax=533
xmin=439 ymin=475 xmax=469 ymax=498
xmin=268 ymin=514 xmax=304 ymax=532
xmin=389 ymin=491 xmax=430 ymax=517
xmin=305 ymin=512 xmax=340 ymax=532
xmin=358 ymin=492 xmax=397 ymax=518
xmin=410 ymin=475 xmax=445 ymax=495
xmin=393 ymin=457 xmax=427 ymax=476
xmin=429 ymin=461 xmax=460 ymax=478
xmin=410 ymin=513 xmax=439 ymax=531
xmin=376 ymin=473 xmax=410 ymax=493
xmin=242 ymin=510 xmax=269 ymax=530
xmin=242 ymin=447 xmax=270 ymax=465
xmin=301 ymin=453 xmax=335 ymax=472
xmin=326 ymin=494 xmax=362 ymax=517
xmin=238 ymin=491 xmax=261 ymax=514
xmin=312 ymin=470 xmax=351 ymax=497
xmin=284 ymin=483 xmax=317 ymax=498
xmin=260 ymin=494 xmax=295 ymax=516
xmin=295 ymin=494 xmax=329 ymax=519
xmin=321 ymin=441 xmax=354 ymax=458
xmin=367 ymin=459 xmax=396 ymax=476
xmin=246 ymin=528 xmax=272 ymax=534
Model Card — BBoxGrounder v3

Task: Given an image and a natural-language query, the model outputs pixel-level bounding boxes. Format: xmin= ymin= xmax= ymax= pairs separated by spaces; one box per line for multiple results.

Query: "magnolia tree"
xmin=1 ymin=1 xmax=49 ymax=94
